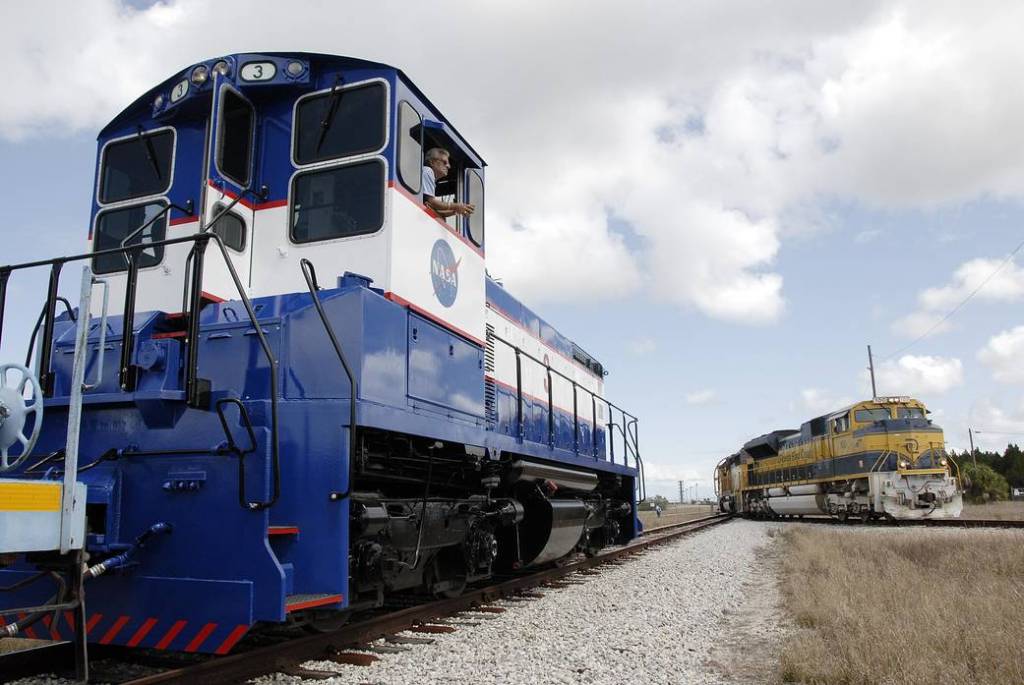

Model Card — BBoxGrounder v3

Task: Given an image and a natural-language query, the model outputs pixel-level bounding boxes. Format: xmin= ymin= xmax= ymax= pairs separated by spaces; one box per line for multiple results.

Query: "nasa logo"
xmin=430 ymin=239 xmax=460 ymax=308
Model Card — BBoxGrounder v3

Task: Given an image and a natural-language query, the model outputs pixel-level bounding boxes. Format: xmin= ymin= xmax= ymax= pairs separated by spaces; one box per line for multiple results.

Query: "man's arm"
xmin=425 ymin=196 xmax=475 ymax=218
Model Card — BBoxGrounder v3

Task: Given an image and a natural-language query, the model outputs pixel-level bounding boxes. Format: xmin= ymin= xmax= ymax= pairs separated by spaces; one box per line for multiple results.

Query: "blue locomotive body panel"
xmin=0 ymin=53 xmax=641 ymax=654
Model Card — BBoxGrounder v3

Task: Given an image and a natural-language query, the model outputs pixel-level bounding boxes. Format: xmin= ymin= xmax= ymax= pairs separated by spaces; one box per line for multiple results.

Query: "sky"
xmin=2 ymin=0 xmax=1024 ymax=501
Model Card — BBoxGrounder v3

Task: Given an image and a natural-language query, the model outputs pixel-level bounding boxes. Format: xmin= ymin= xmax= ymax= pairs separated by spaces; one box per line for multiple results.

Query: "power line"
xmin=973 ymin=430 xmax=1024 ymax=436
xmin=883 ymin=235 xmax=1024 ymax=361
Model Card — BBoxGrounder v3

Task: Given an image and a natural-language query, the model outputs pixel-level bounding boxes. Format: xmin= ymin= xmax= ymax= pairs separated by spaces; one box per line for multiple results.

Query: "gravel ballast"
xmin=257 ymin=519 xmax=784 ymax=685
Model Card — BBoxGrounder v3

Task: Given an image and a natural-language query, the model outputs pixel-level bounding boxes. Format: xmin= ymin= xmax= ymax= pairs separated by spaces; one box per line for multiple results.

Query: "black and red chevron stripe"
xmin=0 ymin=612 xmax=248 ymax=654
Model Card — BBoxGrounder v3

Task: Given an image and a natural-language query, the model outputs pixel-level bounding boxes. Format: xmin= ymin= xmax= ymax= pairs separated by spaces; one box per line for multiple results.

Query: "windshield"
xmin=896 ymin=407 xmax=926 ymax=420
xmin=100 ymin=129 xmax=174 ymax=203
xmin=855 ymin=408 xmax=891 ymax=423
xmin=294 ymin=82 xmax=385 ymax=164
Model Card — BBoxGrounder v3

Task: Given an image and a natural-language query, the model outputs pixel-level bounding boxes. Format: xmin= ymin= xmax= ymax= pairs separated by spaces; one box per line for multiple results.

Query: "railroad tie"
xmin=410 ymin=624 xmax=456 ymax=634
xmin=473 ymin=606 xmax=506 ymax=614
xmin=385 ymin=634 xmax=436 ymax=644
xmin=367 ymin=644 xmax=410 ymax=654
xmin=435 ymin=618 xmax=482 ymax=626
xmin=283 ymin=665 xmax=346 ymax=679
xmin=327 ymin=652 xmax=380 ymax=667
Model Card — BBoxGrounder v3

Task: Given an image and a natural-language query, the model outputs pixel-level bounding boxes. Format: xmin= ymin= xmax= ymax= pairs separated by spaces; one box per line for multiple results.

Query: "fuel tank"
xmin=766 ymin=494 xmax=823 ymax=515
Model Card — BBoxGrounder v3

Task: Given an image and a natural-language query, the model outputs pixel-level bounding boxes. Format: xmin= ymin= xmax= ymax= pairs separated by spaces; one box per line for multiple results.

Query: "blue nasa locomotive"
xmin=0 ymin=53 xmax=643 ymax=655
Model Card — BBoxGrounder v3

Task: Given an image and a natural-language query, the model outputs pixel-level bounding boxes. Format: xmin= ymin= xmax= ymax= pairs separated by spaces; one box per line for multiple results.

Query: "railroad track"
xmin=1 ymin=514 xmax=732 ymax=684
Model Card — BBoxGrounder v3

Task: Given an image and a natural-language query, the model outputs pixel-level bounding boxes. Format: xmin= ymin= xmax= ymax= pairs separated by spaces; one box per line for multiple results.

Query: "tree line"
xmin=947 ymin=443 xmax=1024 ymax=503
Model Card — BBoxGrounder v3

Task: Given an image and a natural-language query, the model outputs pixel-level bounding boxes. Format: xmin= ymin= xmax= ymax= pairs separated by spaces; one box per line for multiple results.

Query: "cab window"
xmin=832 ymin=413 xmax=850 ymax=433
xmin=92 ymin=202 xmax=167 ymax=274
xmin=294 ymin=82 xmax=386 ymax=165
xmin=99 ymin=129 xmax=174 ymax=203
xmin=897 ymin=407 xmax=926 ymax=420
xmin=208 ymin=202 xmax=247 ymax=252
xmin=466 ymin=169 xmax=484 ymax=246
xmin=397 ymin=101 xmax=422 ymax=193
xmin=217 ymin=89 xmax=255 ymax=187
xmin=855 ymin=408 xmax=891 ymax=423
xmin=290 ymin=160 xmax=385 ymax=243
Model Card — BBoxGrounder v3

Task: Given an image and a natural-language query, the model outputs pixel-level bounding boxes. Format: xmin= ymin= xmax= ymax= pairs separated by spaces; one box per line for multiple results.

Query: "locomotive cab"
xmin=92 ymin=53 xmax=486 ymax=345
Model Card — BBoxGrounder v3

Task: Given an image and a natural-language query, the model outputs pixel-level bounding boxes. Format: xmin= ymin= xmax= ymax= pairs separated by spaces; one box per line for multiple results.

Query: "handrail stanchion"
xmin=572 ymin=381 xmax=579 ymax=453
xmin=184 ymin=235 xmax=209 ymax=408
xmin=38 ymin=261 xmax=64 ymax=396
xmin=608 ymin=412 xmax=616 ymax=464
xmin=118 ymin=253 xmax=140 ymax=392
xmin=515 ymin=348 xmax=523 ymax=441
xmin=0 ymin=267 xmax=10 ymax=346
xmin=300 ymin=258 xmax=358 ymax=502
xmin=592 ymin=395 xmax=598 ymax=458
xmin=546 ymin=365 xmax=554 ymax=448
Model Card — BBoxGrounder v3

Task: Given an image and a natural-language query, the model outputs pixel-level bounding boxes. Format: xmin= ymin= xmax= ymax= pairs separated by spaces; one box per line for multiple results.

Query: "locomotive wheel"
xmin=860 ymin=510 xmax=871 ymax=523
xmin=837 ymin=510 xmax=848 ymax=523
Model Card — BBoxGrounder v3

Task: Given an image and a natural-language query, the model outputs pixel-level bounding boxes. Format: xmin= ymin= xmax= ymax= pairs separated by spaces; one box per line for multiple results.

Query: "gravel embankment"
xmin=257 ymin=519 xmax=785 ymax=685
xmin=5 ymin=520 xmax=785 ymax=685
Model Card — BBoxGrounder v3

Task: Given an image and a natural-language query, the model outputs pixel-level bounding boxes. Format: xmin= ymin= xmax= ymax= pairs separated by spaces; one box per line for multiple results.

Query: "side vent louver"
xmin=484 ymin=323 xmax=497 ymax=426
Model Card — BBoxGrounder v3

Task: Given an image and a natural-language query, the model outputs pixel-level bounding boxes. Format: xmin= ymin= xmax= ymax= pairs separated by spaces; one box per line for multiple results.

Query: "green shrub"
xmin=959 ymin=461 xmax=1010 ymax=503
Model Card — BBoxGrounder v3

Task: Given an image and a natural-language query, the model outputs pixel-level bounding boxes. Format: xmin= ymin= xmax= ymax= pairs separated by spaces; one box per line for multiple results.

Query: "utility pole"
xmin=678 ymin=480 xmax=684 ymax=504
xmin=969 ymin=428 xmax=977 ymax=467
xmin=867 ymin=345 xmax=878 ymax=399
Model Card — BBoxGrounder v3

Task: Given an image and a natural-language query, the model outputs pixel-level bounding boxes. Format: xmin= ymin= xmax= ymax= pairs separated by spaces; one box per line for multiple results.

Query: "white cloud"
xmin=628 ymin=337 xmax=657 ymax=356
xmin=685 ymin=389 xmax=717 ymax=406
xmin=868 ymin=355 xmax=964 ymax=395
xmin=969 ymin=398 xmax=1024 ymax=451
xmin=890 ymin=311 xmax=954 ymax=338
xmin=893 ymin=257 xmax=1024 ymax=338
xmin=9 ymin=2 xmax=1024 ymax=323
xmin=978 ymin=325 xmax=1024 ymax=384
xmin=854 ymin=229 xmax=882 ymax=244
xmin=919 ymin=258 xmax=1024 ymax=311
xmin=799 ymin=388 xmax=855 ymax=416
xmin=641 ymin=459 xmax=711 ymax=487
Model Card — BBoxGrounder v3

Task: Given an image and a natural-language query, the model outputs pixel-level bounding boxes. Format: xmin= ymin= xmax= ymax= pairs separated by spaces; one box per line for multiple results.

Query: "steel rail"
xmin=0 ymin=515 xmax=733 ymax=684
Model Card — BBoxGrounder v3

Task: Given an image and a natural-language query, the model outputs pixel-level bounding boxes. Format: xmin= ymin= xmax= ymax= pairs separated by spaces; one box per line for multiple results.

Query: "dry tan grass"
xmin=638 ymin=503 xmax=717 ymax=529
xmin=779 ymin=526 xmax=1024 ymax=685
xmin=961 ymin=500 xmax=1024 ymax=520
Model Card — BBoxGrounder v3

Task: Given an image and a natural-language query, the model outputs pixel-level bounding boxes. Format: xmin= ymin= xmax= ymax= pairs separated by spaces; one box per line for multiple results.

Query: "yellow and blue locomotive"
xmin=716 ymin=397 xmax=962 ymax=521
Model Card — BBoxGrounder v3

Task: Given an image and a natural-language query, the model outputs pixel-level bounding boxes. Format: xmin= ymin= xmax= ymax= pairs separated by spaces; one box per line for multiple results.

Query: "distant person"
xmin=655 ymin=504 xmax=662 ymax=518
xmin=422 ymin=147 xmax=475 ymax=218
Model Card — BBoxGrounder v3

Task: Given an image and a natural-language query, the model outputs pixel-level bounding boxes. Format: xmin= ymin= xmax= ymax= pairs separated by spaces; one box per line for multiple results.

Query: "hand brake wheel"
xmin=0 ymin=363 xmax=44 ymax=472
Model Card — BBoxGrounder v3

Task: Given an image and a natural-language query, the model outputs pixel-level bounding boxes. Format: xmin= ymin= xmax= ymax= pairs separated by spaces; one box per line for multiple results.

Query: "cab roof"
xmin=99 ymin=51 xmax=486 ymax=166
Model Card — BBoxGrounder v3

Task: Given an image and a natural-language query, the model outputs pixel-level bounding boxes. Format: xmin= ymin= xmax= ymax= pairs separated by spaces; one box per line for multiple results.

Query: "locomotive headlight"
xmin=191 ymin=64 xmax=209 ymax=85
xmin=212 ymin=60 xmax=231 ymax=77
xmin=153 ymin=93 xmax=165 ymax=109
xmin=940 ymin=457 xmax=948 ymax=466
xmin=286 ymin=60 xmax=305 ymax=77
xmin=898 ymin=459 xmax=909 ymax=469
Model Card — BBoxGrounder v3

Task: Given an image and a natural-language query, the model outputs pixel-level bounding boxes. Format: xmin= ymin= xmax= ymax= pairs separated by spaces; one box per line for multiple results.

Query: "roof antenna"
xmin=867 ymin=344 xmax=878 ymax=400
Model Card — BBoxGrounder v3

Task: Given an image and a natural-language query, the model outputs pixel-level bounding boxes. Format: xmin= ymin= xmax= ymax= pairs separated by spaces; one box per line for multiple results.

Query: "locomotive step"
xmin=285 ymin=593 xmax=343 ymax=612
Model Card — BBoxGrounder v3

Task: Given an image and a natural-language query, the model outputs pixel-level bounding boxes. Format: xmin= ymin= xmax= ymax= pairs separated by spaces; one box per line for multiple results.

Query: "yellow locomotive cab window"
xmin=855 ymin=408 xmax=890 ymax=423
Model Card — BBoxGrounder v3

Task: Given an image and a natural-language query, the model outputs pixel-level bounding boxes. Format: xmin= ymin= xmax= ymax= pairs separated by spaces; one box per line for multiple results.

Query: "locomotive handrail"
xmin=300 ymin=258 xmax=358 ymax=502
xmin=0 ymin=231 xmax=282 ymax=511
xmin=24 ymin=296 xmax=76 ymax=371
xmin=487 ymin=331 xmax=642 ymax=478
